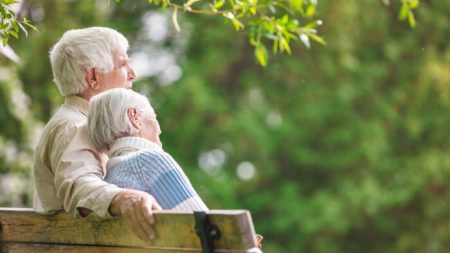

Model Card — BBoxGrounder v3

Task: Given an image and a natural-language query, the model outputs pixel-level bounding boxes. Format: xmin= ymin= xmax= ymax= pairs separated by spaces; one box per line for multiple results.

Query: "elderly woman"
xmin=87 ymin=88 xmax=208 ymax=211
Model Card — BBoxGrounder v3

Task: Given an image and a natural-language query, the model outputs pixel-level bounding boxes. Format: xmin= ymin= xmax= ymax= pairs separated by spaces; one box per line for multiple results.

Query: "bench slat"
xmin=1 ymin=242 xmax=205 ymax=253
xmin=0 ymin=208 xmax=258 ymax=252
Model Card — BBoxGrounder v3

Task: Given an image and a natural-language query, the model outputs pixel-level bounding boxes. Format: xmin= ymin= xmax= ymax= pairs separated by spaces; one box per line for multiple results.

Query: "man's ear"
xmin=128 ymin=107 xmax=141 ymax=129
xmin=85 ymin=68 xmax=99 ymax=89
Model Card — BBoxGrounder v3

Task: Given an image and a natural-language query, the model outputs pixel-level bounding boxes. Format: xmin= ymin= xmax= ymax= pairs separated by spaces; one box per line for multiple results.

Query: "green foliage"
xmin=399 ymin=0 xmax=420 ymax=28
xmin=1 ymin=0 xmax=448 ymax=252
xmin=115 ymin=0 xmax=419 ymax=66
xmin=151 ymin=0 xmax=326 ymax=66
xmin=0 ymin=0 xmax=36 ymax=46
xmin=1 ymin=0 xmax=421 ymax=65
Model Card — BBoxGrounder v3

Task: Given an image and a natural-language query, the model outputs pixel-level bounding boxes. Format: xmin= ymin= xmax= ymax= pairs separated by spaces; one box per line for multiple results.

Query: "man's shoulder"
xmin=42 ymin=105 xmax=86 ymax=133
xmin=36 ymin=105 xmax=89 ymax=150
xmin=48 ymin=104 xmax=87 ymax=126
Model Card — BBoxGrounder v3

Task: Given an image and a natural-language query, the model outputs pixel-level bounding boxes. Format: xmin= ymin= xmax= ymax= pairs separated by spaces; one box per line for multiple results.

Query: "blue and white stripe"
xmin=105 ymin=150 xmax=208 ymax=211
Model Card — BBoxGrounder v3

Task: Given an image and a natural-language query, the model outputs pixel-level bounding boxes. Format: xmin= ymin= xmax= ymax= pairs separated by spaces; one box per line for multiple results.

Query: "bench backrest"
xmin=0 ymin=208 xmax=260 ymax=253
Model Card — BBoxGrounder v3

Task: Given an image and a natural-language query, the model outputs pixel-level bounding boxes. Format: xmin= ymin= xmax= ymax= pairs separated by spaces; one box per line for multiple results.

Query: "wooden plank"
xmin=0 ymin=243 xmax=261 ymax=253
xmin=1 ymin=242 xmax=201 ymax=253
xmin=0 ymin=242 xmax=261 ymax=253
xmin=0 ymin=208 xmax=257 ymax=251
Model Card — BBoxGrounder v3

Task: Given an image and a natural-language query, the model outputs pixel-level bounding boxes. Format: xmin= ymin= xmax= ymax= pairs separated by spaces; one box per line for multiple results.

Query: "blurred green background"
xmin=0 ymin=0 xmax=449 ymax=252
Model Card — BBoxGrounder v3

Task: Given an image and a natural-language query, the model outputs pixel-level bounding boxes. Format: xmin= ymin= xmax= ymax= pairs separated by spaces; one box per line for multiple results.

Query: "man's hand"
xmin=256 ymin=234 xmax=263 ymax=249
xmin=109 ymin=189 xmax=162 ymax=243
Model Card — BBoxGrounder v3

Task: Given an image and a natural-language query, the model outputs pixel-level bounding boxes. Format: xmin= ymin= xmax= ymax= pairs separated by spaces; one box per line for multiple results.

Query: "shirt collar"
xmin=64 ymin=95 xmax=89 ymax=116
xmin=109 ymin=136 xmax=162 ymax=157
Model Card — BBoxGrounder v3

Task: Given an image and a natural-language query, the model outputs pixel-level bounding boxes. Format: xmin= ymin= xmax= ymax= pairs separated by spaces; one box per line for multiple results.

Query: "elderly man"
xmin=33 ymin=27 xmax=160 ymax=243
xmin=87 ymin=88 xmax=208 ymax=211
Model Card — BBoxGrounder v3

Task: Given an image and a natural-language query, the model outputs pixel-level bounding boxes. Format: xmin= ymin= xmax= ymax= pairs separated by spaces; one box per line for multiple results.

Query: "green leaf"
xmin=290 ymin=0 xmax=304 ymax=13
xmin=280 ymin=37 xmax=291 ymax=54
xmin=247 ymin=19 xmax=261 ymax=26
xmin=399 ymin=4 xmax=408 ymax=20
xmin=249 ymin=34 xmax=257 ymax=45
xmin=305 ymin=4 xmax=315 ymax=17
xmin=255 ymin=43 xmax=268 ymax=66
xmin=12 ymin=21 xmax=18 ymax=32
xmin=409 ymin=0 xmax=420 ymax=9
xmin=22 ymin=21 xmax=38 ymax=31
xmin=161 ymin=0 xmax=168 ymax=11
xmin=308 ymin=33 xmax=326 ymax=45
xmin=2 ymin=34 xmax=8 ymax=47
xmin=214 ymin=0 xmax=225 ymax=9
xmin=231 ymin=18 xmax=244 ymax=31
xmin=281 ymin=14 xmax=289 ymax=25
xmin=272 ymin=39 xmax=279 ymax=54
xmin=8 ymin=29 xmax=18 ymax=39
xmin=223 ymin=12 xmax=244 ymax=31
xmin=283 ymin=30 xmax=298 ymax=40
xmin=1 ymin=0 xmax=17 ymax=5
xmin=408 ymin=12 xmax=416 ymax=28
xmin=302 ymin=21 xmax=318 ymax=30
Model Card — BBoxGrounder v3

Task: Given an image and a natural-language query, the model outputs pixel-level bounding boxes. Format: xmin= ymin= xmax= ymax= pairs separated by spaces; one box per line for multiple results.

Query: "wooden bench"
xmin=0 ymin=208 xmax=261 ymax=253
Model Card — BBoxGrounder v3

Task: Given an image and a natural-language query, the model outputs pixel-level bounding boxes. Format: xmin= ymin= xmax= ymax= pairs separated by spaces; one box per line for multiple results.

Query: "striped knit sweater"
xmin=105 ymin=137 xmax=208 ymax=211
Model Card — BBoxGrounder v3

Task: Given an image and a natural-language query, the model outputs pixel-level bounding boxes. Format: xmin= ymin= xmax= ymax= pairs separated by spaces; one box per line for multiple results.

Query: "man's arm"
xmin=77 ymin=189 xmax=161 ymax=242
xmin=53 ymin=124 xmax=161 ymax=242
xmin=109 ymin=189 xmax=161 ymax=242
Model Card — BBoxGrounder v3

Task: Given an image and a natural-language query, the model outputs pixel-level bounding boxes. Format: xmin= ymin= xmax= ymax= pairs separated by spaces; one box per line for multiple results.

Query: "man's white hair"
xmin=50 ymin=27 xmax=129 ymax=96
xmin=88 ymin=88 xmax=152 ymax=150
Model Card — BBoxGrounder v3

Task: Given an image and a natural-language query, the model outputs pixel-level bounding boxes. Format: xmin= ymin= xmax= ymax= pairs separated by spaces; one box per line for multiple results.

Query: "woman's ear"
xmin=85 ymin=68 xmax=100 ymax=89
xmin=128 ymin=107 xmax=141 ymax=129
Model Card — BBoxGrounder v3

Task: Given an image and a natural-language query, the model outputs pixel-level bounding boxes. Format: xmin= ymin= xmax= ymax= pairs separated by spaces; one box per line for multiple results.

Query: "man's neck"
xmin=78 ymin=89 xmax=97 ymax=101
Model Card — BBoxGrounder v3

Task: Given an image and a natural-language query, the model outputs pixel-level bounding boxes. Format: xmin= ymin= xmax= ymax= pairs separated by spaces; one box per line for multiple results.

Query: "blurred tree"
xmin=0 ymin=0 xmax=36 ymax=46
xmin=0 ymin=0 xmax=449 ymax=253
xmin=149 ymin=0 xmax=449 ymax=252
xmin=2 ymin=0 xmax=419 ymax=65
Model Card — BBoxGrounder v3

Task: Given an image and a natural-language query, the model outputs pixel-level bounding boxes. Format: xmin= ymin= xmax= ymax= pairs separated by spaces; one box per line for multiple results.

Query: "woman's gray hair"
xmin=88 ymin=88 xmax=152 ymax=150
xmin=50 ymin=27 xmax=129 ymax=96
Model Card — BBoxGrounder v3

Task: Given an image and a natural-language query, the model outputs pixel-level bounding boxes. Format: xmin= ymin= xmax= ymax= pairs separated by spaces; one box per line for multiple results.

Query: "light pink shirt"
xmin=33 ymin=95 xmax=122 ymax=218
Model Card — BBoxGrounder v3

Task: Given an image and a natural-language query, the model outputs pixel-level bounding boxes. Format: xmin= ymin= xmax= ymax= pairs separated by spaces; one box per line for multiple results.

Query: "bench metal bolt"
xmin=194 ymin=212 xmax=221 ymax=253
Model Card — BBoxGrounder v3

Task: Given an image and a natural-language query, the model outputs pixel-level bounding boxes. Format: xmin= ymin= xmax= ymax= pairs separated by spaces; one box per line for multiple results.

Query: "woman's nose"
xmin=128 ymin=65 xmax=137 ymax=81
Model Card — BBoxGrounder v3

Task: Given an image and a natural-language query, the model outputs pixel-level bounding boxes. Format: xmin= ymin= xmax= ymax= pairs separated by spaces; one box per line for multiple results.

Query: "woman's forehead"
xmin=143 ymin=105 xmax=157 ymax=116
xmin=113 ymin=50 xmax=129 ymax=61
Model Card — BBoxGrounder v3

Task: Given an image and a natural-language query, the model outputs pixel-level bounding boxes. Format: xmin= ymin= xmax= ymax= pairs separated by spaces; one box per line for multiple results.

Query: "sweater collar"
xmin=64 ymin=95 xmax=89 ymax=116
xmin=109 ymin=136 xmax=162 ymax=158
